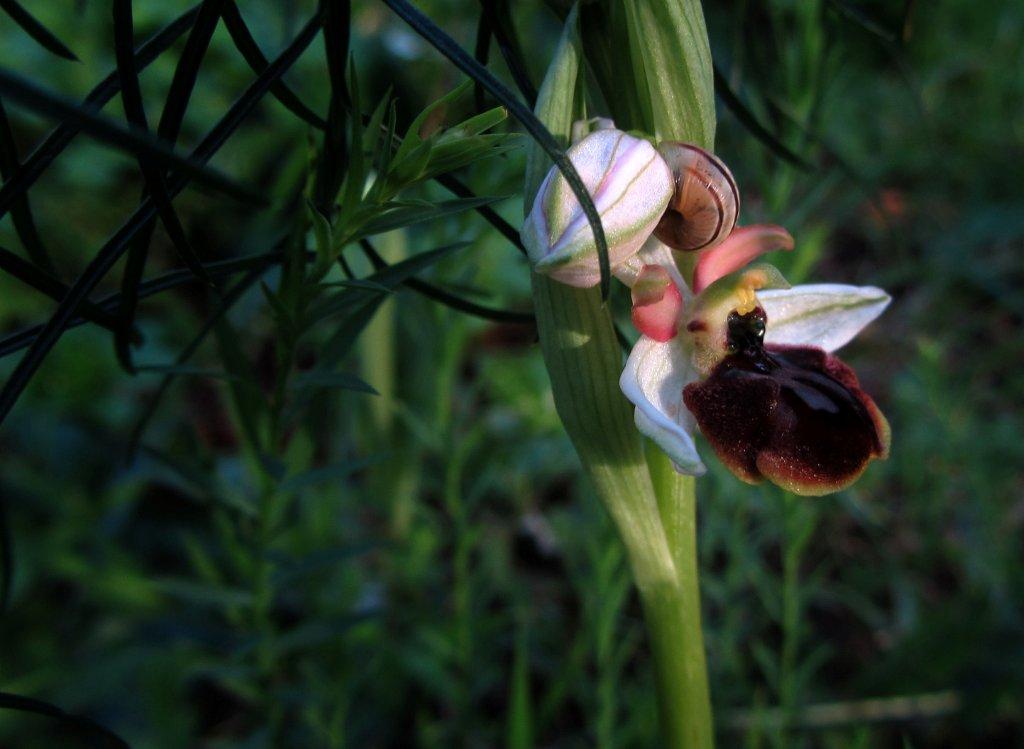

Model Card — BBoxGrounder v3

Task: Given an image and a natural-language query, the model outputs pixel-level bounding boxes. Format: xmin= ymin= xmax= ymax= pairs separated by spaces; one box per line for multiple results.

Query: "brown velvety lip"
xmin=683 ymin=342 xmax=888 ymax=496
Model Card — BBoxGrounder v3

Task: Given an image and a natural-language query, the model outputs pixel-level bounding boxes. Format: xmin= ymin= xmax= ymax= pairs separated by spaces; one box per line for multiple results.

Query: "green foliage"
xmin=0 ymin=1 xmax=1021 ymax=747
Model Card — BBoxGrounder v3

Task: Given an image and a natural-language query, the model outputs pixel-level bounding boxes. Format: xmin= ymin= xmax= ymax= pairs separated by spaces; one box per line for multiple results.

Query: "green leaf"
xmin=0 ymin=692 xmax=128 ymax=749
xmin=506 ymin=625 xmax=535 ymax=749
xmin=620 ymin=0 xmax=715 ymax=145
xmin=356 ymin=195 xmax=505 ymax=237
xmin=363 ymin=87 xmax=392 ymax=171
xmin=289 ymin=370 xmax=378 ymax=394
xmin=135 ymin=364 xmax=240 ymax=380
xmin=212 ymin=316 xmax=265 ymax=454
xmin=381 ymin=0 xmax=613 ymax=298
xmin=277 ymin=455 xmax=385 ymax=494
xmin=154 ymin=578 xmax=255 ymax=610
xmin=393 ymin=82 xmax=472 ymax=165
xmin=0 ymin=0 xmax=78 ymax=61
xmin=309 ymin=242 xmax=469 ymax=360
xmin=523 ymin=7 xmax=583 ymax=204
xmin=318 ymin=278 xmax=391 ymax=293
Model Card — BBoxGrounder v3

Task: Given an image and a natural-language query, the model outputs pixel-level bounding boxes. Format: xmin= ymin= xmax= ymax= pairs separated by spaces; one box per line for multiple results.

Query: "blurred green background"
xmin=0 ymin=1 xmax=1021 ymax=747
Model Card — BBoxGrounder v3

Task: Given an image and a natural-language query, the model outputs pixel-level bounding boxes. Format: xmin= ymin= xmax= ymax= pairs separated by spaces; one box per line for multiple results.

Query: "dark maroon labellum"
xmin=683 ymin=309 xmax=889 ymax=495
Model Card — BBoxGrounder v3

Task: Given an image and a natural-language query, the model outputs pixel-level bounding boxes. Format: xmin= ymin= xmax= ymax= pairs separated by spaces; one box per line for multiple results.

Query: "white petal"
xmin=759 ymin=284 xmax=891 ymax=352
xmin=619 ymin=336 xmax=706 ymax=475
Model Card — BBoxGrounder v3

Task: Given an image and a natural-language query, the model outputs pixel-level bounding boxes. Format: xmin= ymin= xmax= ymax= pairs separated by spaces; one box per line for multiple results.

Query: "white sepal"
xmin=759 ymin=284 xmax=891 ymax=352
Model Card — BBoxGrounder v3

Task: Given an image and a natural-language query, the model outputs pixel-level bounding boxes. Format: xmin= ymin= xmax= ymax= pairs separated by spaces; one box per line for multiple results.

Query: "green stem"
xmin=778 ymin=494 xmax=816 ymax=726
xmin=647 ymin=446 xmax=714 ymax=749
xmin=531 ymin=275 xmax=713 ymax=747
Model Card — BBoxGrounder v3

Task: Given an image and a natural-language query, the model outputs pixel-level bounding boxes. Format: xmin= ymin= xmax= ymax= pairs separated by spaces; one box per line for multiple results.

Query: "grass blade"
xmin=0 ymin=244 xmax=127 ymax=335
xmin=357 ymin=195 xmax=505 ymax=236
xmin=0 ymin=12 xmax=323 ymax=429
xmin=826 ymin=0 xmax=898 ymax=44
xmin=313 ymin=0 xmax=351 ymax=212
xmin=0 ymin=97 xmax=55 ymax=270
xmin=220 ymin=1 xmax=325 ymax=128
xmin=0 ymin=491 xmax=10 ymax=611
xmin=473 ymin=10 xmax=491 ymax=112
xmin=380 ymin=0 xmax=612 ymax=300
xmin=434 ymin=172 xmax=525 ymax=256
xmin=0 ymin=5 xmax=202 ymax=221
xmin=113 ymin=0 xmax=225 ymax=370
xmin=358 ymin=239 xmax=533 ymax=325
xmin=479 ymin=0 xmax=537 ymax=106
xmin=0 ymin=691 xmax=129 ymax=749
xmin=0 ymin=249 xmax=291 ymax=358
xmin=712 ymin=64 xmax=812 ymax=171
xmin=0 ymin=67 xmax=265 ymax=206
xmin=0 ymin=0 xmax=78 ymax=61
xmin=127 ymin=261 xmax=273 ymax=457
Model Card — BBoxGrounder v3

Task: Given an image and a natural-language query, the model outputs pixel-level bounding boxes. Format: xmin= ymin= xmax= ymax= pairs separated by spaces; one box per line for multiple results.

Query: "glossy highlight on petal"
xmin=631 ymin=265 xmax=682 ymax=342
xmin=692 ymin=224 xmax=794 ymax=294
xmin=684 ymin=263 xmax=790 ymax=377
xmin=683 ymin=332 xmax=889 ymax=496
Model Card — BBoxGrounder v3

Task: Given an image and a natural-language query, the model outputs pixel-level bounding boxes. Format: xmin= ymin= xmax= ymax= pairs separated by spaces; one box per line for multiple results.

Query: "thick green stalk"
xmin=648 ymin=447 xmax=713 ymax=747
xmin=532 ymin=275 xmax=710 ymax=747
xmin=527 ymin=4 xmax=716 ymax=745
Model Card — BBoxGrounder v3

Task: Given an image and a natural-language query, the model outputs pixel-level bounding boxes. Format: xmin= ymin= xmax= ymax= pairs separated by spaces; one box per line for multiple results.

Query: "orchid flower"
xmin=525 ymin=127 xmax=891 ymax=495
xmin=522 ymin=125 xmax=674 ymax=287
xmin=619 ymin=226 xmax=891 ymax=496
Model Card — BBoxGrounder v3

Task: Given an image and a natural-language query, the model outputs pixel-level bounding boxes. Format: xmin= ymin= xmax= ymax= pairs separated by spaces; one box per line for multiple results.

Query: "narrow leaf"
xmin=713 ymin=64 xmax=812 ymax=170
xmin=479 ymin=0 xmax=537 ymax=105
xmin=380 ymin=0 xmax=612 ymax=299
xmin=313 ymin=0 xmax=351 ymax=212
xmin=113 ymin=0 xmax=224 ymax=370
xmin=0 ymin=0 xmax=78 ymax=60
xmin=0 ymin=249 xmax=288 ymax=359
xmin=473 ymin=10 xmax=491 ymax=112
xmin=0 ymin=243 xmax=125 ymax=334
xmin=0 ymin=5 xmax=202 ymax=221
xmin=220 ymin=1 xmax=326 ymax=128
xmin=289 ymin=370 xmax=378 ymax=394
xmin=0 ymin=12 xmax=323 ymax=428
xmin=0 ymin=68 xmax=264 ymax=206
xmin=0 ymin=691 xmax=129 ymax=749
xmin=435 ymin=172 xmax=525 ymax=255
xmin=358 ymin=195 xmax=505 ymax=237
xmin=358 ymin=239 xmax=533 ymax=325
xmin=0 ymin=97 xmax=54 ymax=270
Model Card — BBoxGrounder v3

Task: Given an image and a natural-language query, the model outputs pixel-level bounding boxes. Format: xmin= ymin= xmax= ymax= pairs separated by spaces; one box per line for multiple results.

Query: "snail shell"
xmin=653 ymin=142 xmax=739 ymax=252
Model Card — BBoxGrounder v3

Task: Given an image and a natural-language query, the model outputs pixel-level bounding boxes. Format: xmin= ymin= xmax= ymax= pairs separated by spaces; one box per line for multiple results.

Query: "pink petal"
xmin=631 ymin=265 xmax=683 ymax=342
xmin=692 ymin=225 xmax=795 ymax=293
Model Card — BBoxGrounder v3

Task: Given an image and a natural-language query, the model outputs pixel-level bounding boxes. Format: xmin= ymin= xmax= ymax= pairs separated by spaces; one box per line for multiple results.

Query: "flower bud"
xmin=522 ymin=129 xmax=674 ymax=288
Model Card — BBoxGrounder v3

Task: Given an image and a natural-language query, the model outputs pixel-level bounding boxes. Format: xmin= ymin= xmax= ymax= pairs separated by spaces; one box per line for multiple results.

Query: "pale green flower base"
xmin=532 ymin=274 xmax=713 ymax=748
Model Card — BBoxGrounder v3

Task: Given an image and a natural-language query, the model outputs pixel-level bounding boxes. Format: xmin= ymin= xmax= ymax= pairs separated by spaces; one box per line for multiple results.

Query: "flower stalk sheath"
xmin=526 ymin=4 xmax=715 ymax=747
